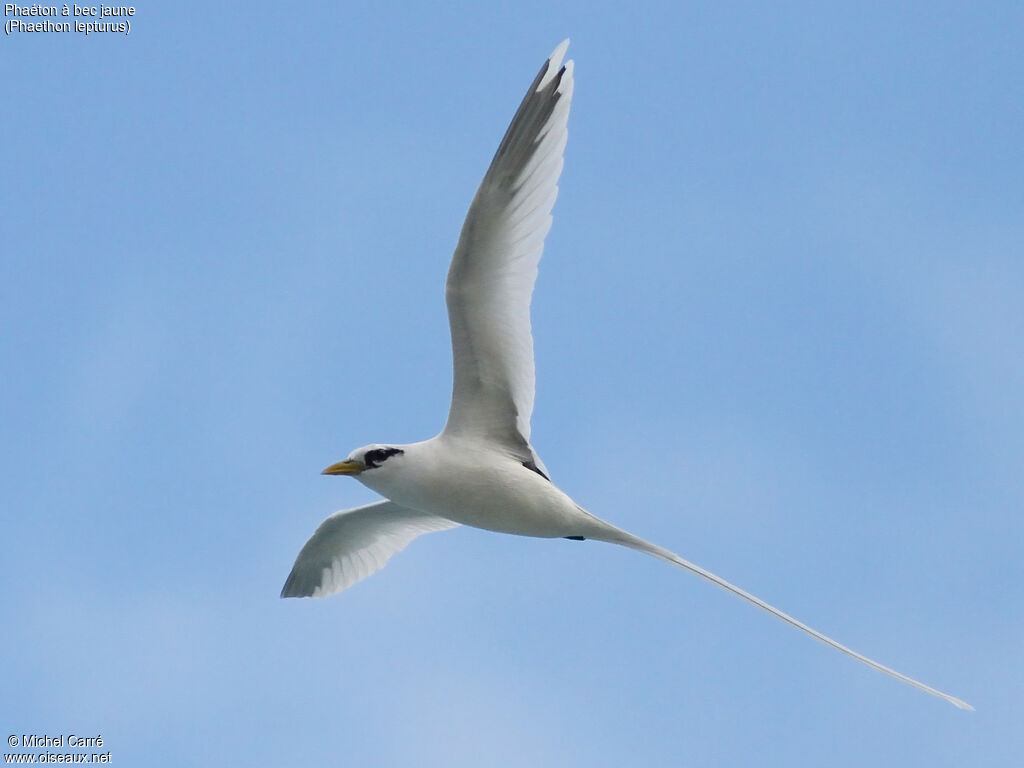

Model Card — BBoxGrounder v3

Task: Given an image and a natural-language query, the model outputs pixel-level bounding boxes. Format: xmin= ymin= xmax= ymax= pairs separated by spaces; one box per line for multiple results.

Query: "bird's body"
xmin=281 ymin=41 xmax=971 ymax=711
xmin=356 ymin=437 xmax=594 ymax=539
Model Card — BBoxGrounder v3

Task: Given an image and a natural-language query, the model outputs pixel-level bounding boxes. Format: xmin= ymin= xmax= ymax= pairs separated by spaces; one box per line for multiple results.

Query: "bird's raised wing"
xmin=442 ymin=40 xmax=573 ymax=465
xmin=281 ymin=500 xmax=459 ymax=598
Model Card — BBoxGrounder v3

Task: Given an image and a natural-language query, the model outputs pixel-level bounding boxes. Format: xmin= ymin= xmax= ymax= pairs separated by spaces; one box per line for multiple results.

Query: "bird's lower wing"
xmin=281 ymin=500 xmax=459 ymax=598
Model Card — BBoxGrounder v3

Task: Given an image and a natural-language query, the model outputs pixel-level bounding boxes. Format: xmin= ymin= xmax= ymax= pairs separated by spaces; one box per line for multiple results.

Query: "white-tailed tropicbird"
xmin=281 ymin=41 xmax=971 ymax=711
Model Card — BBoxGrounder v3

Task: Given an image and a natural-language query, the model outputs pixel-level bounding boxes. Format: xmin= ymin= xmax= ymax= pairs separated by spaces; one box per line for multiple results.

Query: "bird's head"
xmin=322 ymin=444 xmax=406 ymax=481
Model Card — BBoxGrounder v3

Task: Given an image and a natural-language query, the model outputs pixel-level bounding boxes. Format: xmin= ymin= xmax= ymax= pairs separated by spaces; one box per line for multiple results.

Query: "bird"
xmin=280 ymin=40 xmax=971 ymax=711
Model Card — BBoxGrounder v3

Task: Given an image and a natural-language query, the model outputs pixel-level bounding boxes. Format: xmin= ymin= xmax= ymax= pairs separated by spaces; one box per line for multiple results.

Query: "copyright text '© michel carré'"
xmin=13 ymin=734 xmax=103 ymax=748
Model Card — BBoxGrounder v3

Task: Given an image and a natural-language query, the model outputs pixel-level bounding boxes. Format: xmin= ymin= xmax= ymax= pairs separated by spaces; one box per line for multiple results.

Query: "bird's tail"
xmin=581 ymin=517 xmax=972 ymax=710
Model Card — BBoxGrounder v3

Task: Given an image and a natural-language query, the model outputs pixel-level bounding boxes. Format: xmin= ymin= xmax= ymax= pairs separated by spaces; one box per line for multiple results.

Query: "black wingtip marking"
xmin=564 ymin=536 xmax=585 ymax=541
xmin=280 ymin=566 xmax=317 ymax=598
xmin=280 ymin=573 xmax=301 ymax=598
xmin=488 ymin=50 xmax=567 ymax=179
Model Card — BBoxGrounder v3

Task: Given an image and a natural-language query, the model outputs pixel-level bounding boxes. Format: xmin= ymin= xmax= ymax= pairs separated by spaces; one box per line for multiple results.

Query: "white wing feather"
xmin=443 ymin=40 xmax=573 ymax=463
xmin=281 ymin=501 xmax=459 ymax=598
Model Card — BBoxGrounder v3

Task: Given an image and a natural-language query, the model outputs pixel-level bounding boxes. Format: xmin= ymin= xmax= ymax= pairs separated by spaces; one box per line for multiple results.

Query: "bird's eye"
xmin=364 ymin=447 xmax=404 ymax=469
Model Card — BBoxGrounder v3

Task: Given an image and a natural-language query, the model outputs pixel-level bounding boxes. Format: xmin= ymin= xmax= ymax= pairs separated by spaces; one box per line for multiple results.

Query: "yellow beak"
xmin=321 ymin=460 xmax=365 ymax=476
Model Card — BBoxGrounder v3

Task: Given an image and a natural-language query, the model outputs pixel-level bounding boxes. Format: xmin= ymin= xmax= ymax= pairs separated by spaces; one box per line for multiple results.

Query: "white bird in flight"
xmin=281 ymin=40 xmax=971 ymax=711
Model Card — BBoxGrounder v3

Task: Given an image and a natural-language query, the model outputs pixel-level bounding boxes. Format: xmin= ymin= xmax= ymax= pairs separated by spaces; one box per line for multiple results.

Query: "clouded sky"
xmin=3 ymin=1 xmax=1021 ymax=765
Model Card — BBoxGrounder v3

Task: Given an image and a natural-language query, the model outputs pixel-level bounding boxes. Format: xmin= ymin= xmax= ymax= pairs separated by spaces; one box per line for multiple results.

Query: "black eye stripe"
xmin=364 ymin=447 xmax=404 ymax=468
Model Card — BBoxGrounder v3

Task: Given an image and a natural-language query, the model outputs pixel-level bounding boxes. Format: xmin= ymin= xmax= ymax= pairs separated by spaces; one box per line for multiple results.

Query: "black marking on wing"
xmin=489 ymin=58 xmax=567 ymax=193
xmin=522 ymin=459 xmax=550 ymax=481
xmin=564 ymin=536 xmax=585 ymax=541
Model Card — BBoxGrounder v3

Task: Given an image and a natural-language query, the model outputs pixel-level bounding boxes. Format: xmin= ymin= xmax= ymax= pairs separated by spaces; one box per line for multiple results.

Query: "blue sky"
xmin=2 ymin=1 xmax=1021 ymax=765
